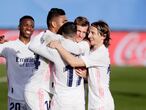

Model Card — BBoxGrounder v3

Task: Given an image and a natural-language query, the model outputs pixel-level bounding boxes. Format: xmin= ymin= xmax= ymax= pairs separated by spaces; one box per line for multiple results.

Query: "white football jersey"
xmin=25 ymin=30 xmax=71 ymax=93
xmin=81 ymin=45 xmax=114 ymax=110
xmin=28 ymin=30 xmax=90 ymax=106
xmin=31 ymin=43 xmax=85 ymax=105
xmin=25 ymin=31 xmax=55 ymax=93
xmin=0 ymin=39 xmax=36 ymax=100
xmin=77 ymin=40 xmax=90 ymax=56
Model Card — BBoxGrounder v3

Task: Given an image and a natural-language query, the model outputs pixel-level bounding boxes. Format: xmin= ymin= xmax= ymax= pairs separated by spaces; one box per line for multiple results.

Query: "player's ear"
xmin=101 ymin=36 xmax=105 ymax=41
xmin=52 ymin=21 xmax=57 ymax=28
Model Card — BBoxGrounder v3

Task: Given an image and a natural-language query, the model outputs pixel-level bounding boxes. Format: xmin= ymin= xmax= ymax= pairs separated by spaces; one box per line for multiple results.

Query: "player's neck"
xmin=48 ymin=28 xmax=57 ymax=34
xmin=65 ymin=36 xmax=75 ymax=42
xmin=19 ymin=36 xmax=30 ymax=45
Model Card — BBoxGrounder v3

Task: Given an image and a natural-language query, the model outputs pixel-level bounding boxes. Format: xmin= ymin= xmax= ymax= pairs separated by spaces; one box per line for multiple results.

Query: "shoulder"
xmin=0 ymin=40 xmax=19 ymax=54
xmin=78 ymin=40 xmax=90 ymax=54
xmin=36 ymin=31 xmax=46 ymax=37
xmin=91 ymin=45 xmax=109 ymax=59
xmin=2 ymin=40 xmax=17 ymax=46
xmin=78 ymin=40 xmax=89 ymax=45
xmin=78 ymin=40 xmax=90 ymax=49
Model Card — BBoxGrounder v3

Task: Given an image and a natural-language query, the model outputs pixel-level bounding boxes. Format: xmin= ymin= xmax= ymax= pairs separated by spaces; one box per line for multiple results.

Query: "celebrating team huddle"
xmin=0 ymin=8 xmax=114 ymax=110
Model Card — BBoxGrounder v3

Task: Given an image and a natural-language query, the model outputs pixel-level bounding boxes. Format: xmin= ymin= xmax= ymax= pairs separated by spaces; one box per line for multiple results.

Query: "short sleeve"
xmin=81 ymin=47 xmax=110 ymax=67
xmin=0 ymin=42 xmax=9 ymax=57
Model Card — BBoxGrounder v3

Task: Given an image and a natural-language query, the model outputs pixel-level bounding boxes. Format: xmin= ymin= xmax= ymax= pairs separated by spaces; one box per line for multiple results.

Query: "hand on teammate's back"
xmin=47 ymin=40 xmax=61 ymax=49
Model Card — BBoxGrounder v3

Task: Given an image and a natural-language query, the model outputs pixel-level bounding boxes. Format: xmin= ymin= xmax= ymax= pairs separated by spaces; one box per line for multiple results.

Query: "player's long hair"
xmin=91 ymin=20 xmax=111 ymax=48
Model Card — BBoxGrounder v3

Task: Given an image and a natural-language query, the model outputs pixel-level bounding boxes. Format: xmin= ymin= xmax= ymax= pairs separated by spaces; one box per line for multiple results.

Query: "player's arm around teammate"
xmin=49 ymin=20 xmax=115 ymax=110
xmin=29 ymin=22 xmax=87 ymax=110
xmin=24 ymin=8 xmax=68 ymax=110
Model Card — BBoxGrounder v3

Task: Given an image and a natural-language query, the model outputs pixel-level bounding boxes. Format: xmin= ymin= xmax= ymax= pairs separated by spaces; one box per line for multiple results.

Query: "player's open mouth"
xmin=26 ymin=31 xmax=31 ymax=34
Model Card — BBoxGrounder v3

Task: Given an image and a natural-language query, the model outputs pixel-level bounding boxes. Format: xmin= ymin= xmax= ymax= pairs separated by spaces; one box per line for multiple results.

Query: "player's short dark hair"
xmin=91 ymin=20 xmax=111 ymax=48
xmin=19 ymin=15 xmax=34 ymax=24
xmin=57 ymin=22 xmax=77 ymax=38
xmin=47 ymin=8 xmax=66 ymax=28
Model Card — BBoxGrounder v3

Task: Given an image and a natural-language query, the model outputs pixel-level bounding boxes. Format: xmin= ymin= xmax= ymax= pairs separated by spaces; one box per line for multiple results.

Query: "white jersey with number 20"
xmin=0 ymin=39 xmax=35 ymax=100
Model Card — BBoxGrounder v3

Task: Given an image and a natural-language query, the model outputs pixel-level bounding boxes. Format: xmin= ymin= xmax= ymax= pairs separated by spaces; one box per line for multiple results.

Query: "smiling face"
xmin=88 ymin=26 xmax=105 ymax=49
xmin=75 ymin=25 xmax=88 ymax=42
xmin=19 ymin=18 xmax=34 ymax=40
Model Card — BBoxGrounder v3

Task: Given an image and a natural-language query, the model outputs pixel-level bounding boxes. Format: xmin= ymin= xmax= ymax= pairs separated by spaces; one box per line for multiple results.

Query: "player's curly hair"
xmin=91 ymin=20 xmax=111 ymax=48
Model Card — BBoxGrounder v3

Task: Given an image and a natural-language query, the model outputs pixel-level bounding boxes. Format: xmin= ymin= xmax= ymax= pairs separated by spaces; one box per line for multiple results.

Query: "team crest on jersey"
xmin=16 ymin=50 xmax=20 ymax=54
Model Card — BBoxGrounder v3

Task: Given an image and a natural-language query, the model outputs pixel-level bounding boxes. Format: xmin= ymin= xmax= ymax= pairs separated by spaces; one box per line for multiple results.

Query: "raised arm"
xmin=29 ymin=32 xmax=59 ymax=62
xmin=42 ymin=30 xmax=62 ymax=45
xmin=49 ymin=40 xmax=86 ymax=68
xmin=29 ymin=32 xmax=44 ymax=53
xmin=42 ymin=30 xmax=82 ymax=55
xmin=29 ymin=31 xmax=81 ymax=63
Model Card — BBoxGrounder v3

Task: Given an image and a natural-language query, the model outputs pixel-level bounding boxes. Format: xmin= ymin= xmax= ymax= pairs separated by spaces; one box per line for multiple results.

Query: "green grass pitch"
xmin=0 ymin=64 xmax=7 ymax=110
xmin=0 ymin=64 xmax=146 ymax=110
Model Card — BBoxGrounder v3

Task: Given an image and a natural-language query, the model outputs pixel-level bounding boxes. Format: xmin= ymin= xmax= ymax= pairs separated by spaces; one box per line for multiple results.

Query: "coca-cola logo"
xmin=114 ymin=32 xmax=146 ymax=66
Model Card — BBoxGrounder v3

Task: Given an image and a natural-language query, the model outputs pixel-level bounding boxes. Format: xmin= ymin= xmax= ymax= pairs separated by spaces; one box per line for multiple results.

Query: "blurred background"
xmin=0 ymin=0 xmax=146 ymax=110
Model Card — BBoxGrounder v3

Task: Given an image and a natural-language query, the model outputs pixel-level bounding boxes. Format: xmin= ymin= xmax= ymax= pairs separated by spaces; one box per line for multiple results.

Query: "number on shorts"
xmin=10 ymin=102 xmax=20 ymax=110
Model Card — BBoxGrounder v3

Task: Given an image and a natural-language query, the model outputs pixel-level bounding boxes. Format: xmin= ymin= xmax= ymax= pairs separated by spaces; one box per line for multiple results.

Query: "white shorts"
xmin=8 ymin=97 xmax=31 ymax=110
xmin=24 ymin=88 xmax=51 ymax=110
